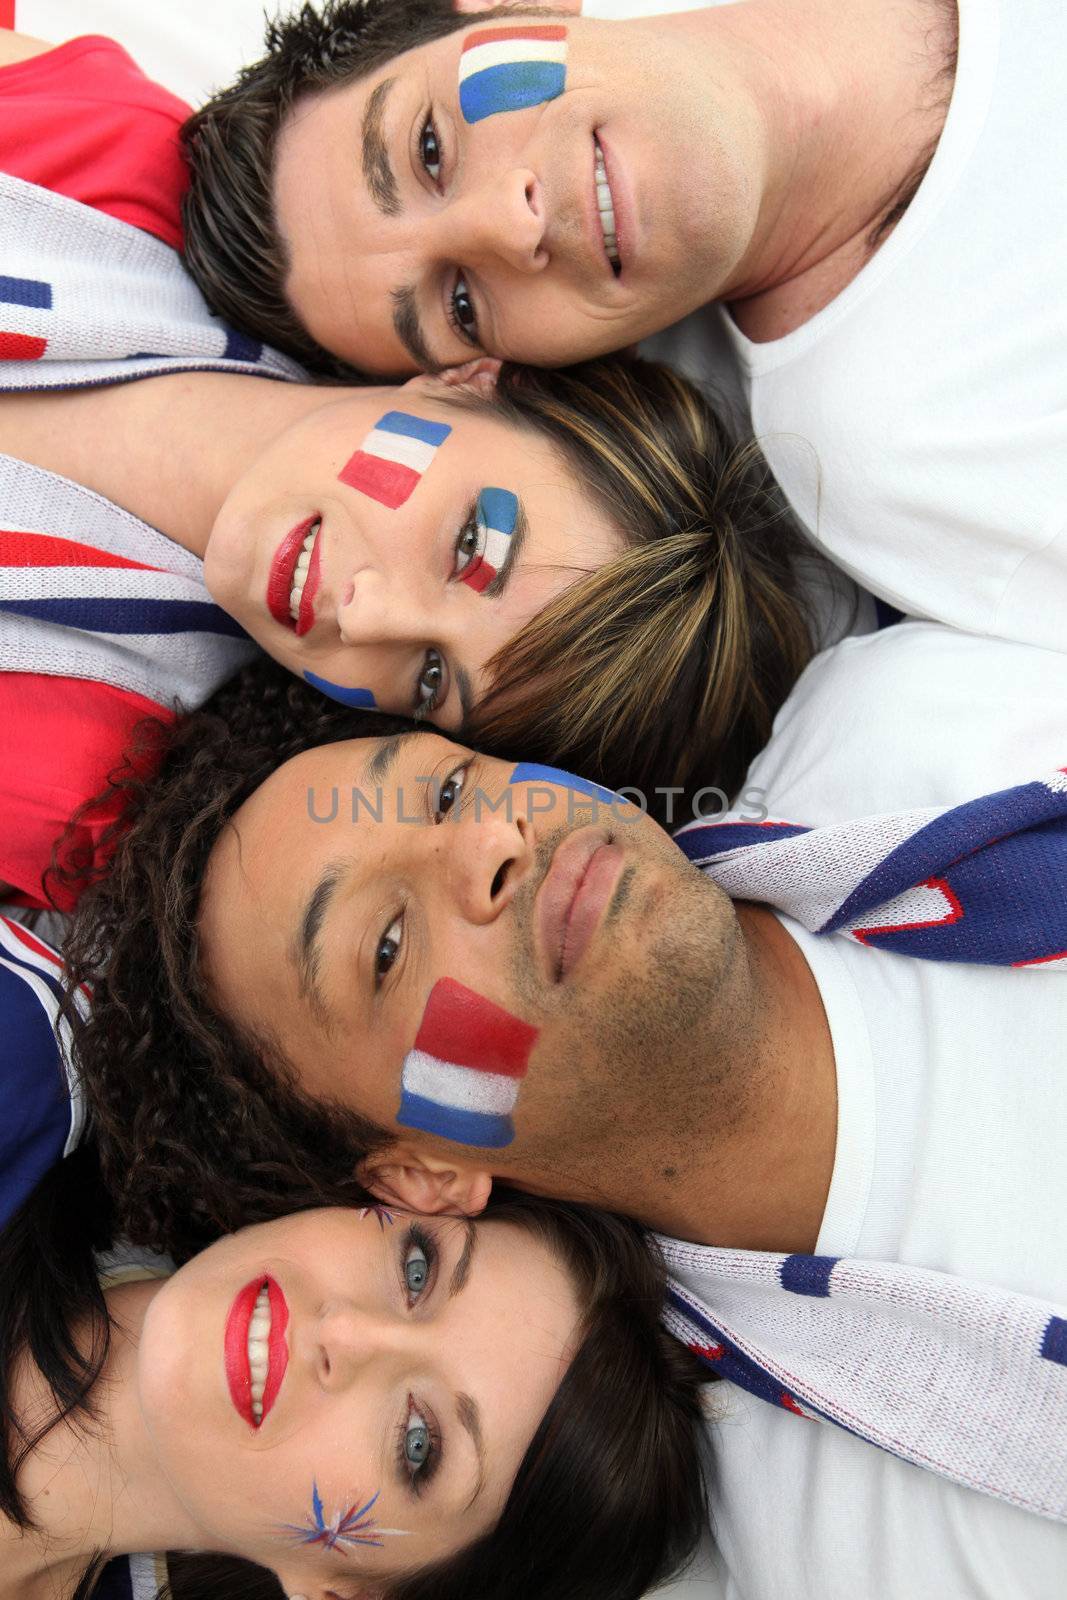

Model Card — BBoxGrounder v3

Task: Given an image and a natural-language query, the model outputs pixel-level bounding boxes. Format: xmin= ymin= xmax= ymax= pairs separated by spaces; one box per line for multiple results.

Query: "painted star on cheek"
xmin=280 ymin=1483 xmax=409 ymax=1553
xmin=359 ymin=1203 xmax=396 ymax=1230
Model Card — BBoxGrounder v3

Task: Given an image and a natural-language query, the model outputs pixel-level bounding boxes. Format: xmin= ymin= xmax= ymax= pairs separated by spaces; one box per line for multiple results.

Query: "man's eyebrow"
xmin=457 ymin=1389 xmax=487 ymax=1511
xmin=362 ymin=77 xmax=400 ymax=217
xmin=294 ymin=860 xmax=347 ymax=1024
xmin=483 ymin=497 xmax=529 ymax=601
xmin=392 ymin=281 xmax=443 ymax=374
xmin=365 ymin=732 xmax=408 ymax=784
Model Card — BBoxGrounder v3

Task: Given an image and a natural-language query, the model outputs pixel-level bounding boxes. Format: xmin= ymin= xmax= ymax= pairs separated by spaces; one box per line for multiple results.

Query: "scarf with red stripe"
xmin=0 ymin=453 xmax=254 ymax=709
xmin=659 ymin=778 xmax=1067 ymax=1521
xmin=0 ymin=170 xmax=304 ymax=389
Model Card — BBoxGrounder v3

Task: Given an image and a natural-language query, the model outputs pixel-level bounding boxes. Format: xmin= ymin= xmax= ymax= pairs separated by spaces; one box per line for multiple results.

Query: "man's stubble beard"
xmin=503 ymin=823 xmax=762 ymax=1205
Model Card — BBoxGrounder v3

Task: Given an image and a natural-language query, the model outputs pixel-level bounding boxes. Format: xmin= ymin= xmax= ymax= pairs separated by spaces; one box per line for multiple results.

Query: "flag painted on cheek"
xmin=459 ymin=487 xmax=519 ymax=594
xmin=509 ymin=762 xmax=618 ymax=805
xmin=338 ymin=412 xmax=452 ymax=510
xmin=397 ymin=977 xmax=538 ymax=1148
xmin=302 ymin=671 xmax=378 ymax=709
xmin=459 ymin=26 xmax=568 ymax=124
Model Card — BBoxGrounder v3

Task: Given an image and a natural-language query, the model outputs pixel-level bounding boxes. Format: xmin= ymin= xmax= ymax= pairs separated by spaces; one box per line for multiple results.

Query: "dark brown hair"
xmin=180 ymin=0 xmax=499 ymax=374
xmin=0 ymin=1149 xmax=710 ymax=1600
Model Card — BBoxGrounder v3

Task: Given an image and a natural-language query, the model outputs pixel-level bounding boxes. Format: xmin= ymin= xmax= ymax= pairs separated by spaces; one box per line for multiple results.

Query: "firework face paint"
xmin=459 ymin=26 xmax=568 ymax=125
xmin=509 ymin=762 xmax=618 ymax=805
xmin=338 ymin=411 xmax=452 ymax=509
xmin=459 ymin=487 xmax=519 ymax=594
xmin=302 ymin=671 xmax=378 ymax=709
xmin=224 ymin=1276 xmax=289 ymax=1429
xmin=280 ymin=1483 xmax=408 ymax=1552
xmin=398 ymin=977 xmax=538 ymax=1148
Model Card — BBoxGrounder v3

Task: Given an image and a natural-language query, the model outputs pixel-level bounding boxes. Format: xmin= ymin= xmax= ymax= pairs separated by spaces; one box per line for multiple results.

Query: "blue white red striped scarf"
xmin=0 ymin=453 xmax=254 ymax=710
xmin=674 ymin=766 xmax=1067 ymax=968
xmin=659 ymin=775 xmax=1067 ymax=1521
xmin=0 ymin=170 xmax=304 ymax=389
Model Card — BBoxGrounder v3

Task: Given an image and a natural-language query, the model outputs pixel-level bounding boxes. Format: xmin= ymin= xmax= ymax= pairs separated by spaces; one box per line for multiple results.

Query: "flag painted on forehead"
xmin=509 ymin=762 xmax=618 ymax=805
xmin=459 ymin=487 xmax=518 ymax=593
xmin=302 ymin=671 xmax=377 ymax=709
xmin=397 ymin=977 xmax=538 ymax=1148
xmin=338 ymin=412 xmax=452 ymax=510
xmin=459 ymin=26 xmax=568 ymax=124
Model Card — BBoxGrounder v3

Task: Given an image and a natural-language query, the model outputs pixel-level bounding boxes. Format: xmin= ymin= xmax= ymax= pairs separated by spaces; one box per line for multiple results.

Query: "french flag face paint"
xmin=459 ymin=26 xmax=568 ymax=125
xmin=302 ymin=671 xmax=377 ymax=710
xmin=338 ymin=412 xmax=452 ymax=510
xmin=509 ymin=762 xmax=618 ymax=805
xmin=459 ymin=487 xmax=518 ymax=594
xmin=397 ymin=977 xmax=538 ymax=1149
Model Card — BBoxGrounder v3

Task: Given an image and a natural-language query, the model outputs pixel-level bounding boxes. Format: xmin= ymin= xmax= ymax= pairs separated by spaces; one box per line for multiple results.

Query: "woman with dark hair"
xmin=0 ymin=1142 xmax=709 ymax=1600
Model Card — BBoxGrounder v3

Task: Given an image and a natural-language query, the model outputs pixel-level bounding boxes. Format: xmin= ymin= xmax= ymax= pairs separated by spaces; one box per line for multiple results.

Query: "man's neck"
xmin=687 ymin=0 xmax=958 ymax=340
xmin=639 ymin=905 xmax=838 ymax=1254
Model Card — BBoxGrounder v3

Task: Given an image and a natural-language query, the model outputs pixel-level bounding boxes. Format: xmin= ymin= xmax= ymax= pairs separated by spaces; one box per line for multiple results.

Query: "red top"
xmin=0 ymin=35 xmax=191 ymax=905
xmin=0 ymin=34 xmax=191 ymax=249
xmin=0 ymin=674 xmax=173 ymax=910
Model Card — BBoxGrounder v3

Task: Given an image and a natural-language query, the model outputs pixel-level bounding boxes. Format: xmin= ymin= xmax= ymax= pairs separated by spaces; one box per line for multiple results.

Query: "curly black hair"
xmin=59 ymin=658 xmax=416 ymax=1259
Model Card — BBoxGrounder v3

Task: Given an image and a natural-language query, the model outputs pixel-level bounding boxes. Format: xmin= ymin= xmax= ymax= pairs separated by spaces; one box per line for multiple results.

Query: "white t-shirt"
xmin=651 ymin=0 xmax=1067 ymax=653
xmin=702 ymin=622 xmax=1067 ymax=1599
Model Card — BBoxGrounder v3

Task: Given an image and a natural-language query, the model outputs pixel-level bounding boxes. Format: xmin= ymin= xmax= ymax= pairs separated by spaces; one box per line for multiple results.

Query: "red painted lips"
xmin=266 ymin=516 xmax=321 ymax=635
xmin=224 ymin=1274 xmax=289 ymax=1428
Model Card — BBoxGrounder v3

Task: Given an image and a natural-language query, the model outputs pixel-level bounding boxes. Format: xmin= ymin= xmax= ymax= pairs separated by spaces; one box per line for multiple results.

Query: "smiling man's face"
xmin=272 ymin=10 xmax=763 ymax=374
xmin=197 ymin=733 xmax=739 ymax=1184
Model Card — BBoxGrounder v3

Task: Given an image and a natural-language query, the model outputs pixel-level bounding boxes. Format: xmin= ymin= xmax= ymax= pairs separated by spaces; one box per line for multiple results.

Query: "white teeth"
xmin=288 ymin=526 xmax=319 ymax=623
xmin=594 ymin=144 xmax=620 ymax=269
xmin=247 ymin=1283 xmax=271 ymax=1423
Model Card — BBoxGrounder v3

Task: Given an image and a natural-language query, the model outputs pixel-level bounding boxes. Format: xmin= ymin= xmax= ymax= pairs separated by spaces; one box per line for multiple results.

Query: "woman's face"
xmin=138 ymin=1207 xmax=581 ymax=1591
xmin=202 ymin=375 xmax=622 ymax=729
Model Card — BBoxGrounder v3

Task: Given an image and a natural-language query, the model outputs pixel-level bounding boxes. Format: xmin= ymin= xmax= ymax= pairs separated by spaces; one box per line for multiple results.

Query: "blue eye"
xmin=405 ymin=1410 xmax=432 ymax=1467
xmin=420 ymin=117 xmax=443 ymax=182
xmin=399 ymin=1394 xmax=441 ymax=1490
xmin=405 ymin=1240 xmax=430 ymax=1295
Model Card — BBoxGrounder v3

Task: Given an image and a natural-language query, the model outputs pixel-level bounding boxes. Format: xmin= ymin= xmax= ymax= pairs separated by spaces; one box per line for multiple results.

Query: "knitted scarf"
xmin=659 ymin=774 xmax=1067 ymax=1521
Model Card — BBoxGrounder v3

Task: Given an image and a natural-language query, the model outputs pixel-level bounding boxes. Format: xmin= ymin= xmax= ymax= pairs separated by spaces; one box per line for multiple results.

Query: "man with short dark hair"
xmin=182 ymin=0 xmax=1067 ymax=663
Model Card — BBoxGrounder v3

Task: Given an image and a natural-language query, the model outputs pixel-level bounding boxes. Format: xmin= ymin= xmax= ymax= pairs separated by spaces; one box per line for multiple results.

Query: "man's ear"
xmin=453 ymin=0 xmax=581 ymax=14
xmin=437 ymin=356 xmax=503 ymax=395
xmin=403 ymin=356 xmax=502 ymax=400
xmin=359 ymin=1141 xmax=494 ymax=1216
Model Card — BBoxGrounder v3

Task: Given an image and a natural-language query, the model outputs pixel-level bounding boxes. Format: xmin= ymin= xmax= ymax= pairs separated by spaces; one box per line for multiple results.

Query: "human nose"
xmin=336 ymin=566 xmax=432 ymax=647
xmin=444 ymin=167 xmax=548 ymax=273
xmin=308 ymin=1301 xmax=409 ymax=1392
xmin=441 ymin=798 xmax=535 ymax=925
